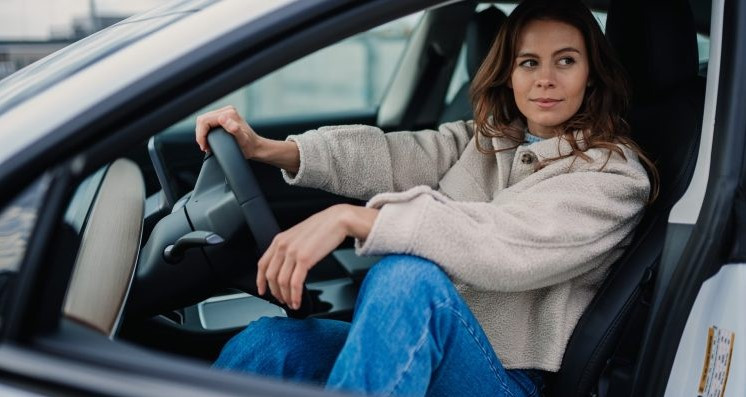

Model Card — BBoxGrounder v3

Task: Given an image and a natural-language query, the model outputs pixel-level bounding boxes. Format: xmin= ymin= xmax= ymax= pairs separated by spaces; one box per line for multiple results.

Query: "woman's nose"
xmin=535 ymin=68 xmax=556 ymax=88
xmin=535 ymin=77 xmax=556 ymax=88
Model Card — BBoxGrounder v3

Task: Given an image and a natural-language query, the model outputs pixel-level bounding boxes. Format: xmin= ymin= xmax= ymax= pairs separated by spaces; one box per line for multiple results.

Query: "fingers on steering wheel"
xmin=221 ymin=116 xmax=240 ymax=134
xmin=194 ymin=115 xmax=211 ymax=152
xmin=195 ymin=110 xmax=222 ymax=151
xmin=195 ymin=105 xmax=240 ymax=152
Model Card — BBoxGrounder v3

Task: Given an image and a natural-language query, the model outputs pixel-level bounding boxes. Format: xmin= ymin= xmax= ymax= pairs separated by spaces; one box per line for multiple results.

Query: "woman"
xmin=195 ymin=0 xmax=655 ymax=395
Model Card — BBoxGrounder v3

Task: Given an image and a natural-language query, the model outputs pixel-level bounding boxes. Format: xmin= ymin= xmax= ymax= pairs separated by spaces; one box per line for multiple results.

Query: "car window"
xmin=0 ymin=178 xmax=49 ymax=274
xmin=246 ymin=12 xmax=422 ymax=120
xmin=0 ymin=169 xmax=100 ymax=317
xmin=0 ymin=177 xmax=50 ymax=331
xmin=696 ymin=33 xmax=710 ymax=67
xmin=168 ymin=11 xmax=423 ymax=128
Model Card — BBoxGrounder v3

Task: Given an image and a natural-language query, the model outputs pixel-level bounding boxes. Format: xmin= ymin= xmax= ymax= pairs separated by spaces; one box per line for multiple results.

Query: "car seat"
xmin=439 ymin=6 xmax=507 ymax=123
xmin=545 ymin=0 xmax=705 ymax=395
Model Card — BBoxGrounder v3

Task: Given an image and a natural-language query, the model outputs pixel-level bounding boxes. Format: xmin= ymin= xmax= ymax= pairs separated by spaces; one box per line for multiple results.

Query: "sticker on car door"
xmin=698 ymin=326 xmax=735 ymax=397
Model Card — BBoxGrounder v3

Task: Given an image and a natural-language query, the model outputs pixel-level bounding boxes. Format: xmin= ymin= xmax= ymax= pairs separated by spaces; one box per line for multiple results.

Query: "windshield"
xmin=0 ymin=0 xmax=218 ymax=115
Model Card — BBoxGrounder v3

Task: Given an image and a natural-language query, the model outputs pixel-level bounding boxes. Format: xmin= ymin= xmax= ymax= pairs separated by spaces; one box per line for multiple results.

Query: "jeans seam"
xmin=385 ymin=299 xmax=521 ymax=397
xmin=442 ymin=304 xmax=518 ymax=397
xmin=385 ymin=297 xmax=452 ymax=397
xmin=386 ymin=306 xmax=435 ymax=397
xmin=513 ymin=372 xmax=540 ymax=397
xmin=530 ymin=376 xmax=540 ymax=397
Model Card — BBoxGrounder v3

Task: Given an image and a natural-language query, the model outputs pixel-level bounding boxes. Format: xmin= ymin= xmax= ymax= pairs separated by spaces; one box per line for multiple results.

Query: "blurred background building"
xmin=0 ymin=0 xmax=162 ymax=80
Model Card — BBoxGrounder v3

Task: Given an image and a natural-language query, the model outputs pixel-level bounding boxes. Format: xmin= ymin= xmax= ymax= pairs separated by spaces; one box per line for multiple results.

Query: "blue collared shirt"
xmin=523 ymin=131 xmax=544 ymax=145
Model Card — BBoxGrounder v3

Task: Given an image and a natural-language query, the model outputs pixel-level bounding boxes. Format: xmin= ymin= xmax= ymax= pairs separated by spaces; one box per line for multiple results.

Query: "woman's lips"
xmin=531 ymin=98 xmax=562 ymax=109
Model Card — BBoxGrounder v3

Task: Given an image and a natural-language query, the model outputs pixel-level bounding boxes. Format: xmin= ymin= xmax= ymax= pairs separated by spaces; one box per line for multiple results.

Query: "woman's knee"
xmin=214 ymin=316 xmax=289 ymax=370
xmin=360 ymin=255 xmax=455 ymax=303
xmin=214 ymin=317 xmax=350 ymax=381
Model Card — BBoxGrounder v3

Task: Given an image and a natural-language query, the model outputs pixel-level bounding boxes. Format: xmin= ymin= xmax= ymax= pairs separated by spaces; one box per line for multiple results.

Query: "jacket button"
xmin=520 ymin=153 xmax=534 ymax=164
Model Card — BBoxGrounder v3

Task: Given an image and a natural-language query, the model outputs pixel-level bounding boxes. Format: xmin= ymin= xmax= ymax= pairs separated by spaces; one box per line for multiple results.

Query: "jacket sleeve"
xmin=281 ymin=121 xmax=474 ymax=200
xmin=354 ymin=160 xmax=651 ymax=292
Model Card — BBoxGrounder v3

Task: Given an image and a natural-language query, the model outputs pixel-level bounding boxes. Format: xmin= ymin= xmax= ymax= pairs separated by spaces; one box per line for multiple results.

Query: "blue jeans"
xmin=214 ymin=255 xmax=545 ymax=396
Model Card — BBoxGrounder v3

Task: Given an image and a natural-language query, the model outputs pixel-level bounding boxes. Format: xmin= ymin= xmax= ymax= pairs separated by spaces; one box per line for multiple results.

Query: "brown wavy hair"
xmin=470 ymin=0 xmax=659 ymax=201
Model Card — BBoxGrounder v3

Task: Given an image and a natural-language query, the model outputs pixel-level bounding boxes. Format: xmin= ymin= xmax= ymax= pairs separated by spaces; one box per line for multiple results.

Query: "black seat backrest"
xmin=547 ymin=0 xmax=705 ymax=396
xmin=439 ymin=6 xmax=507 ymax=124
xmin=608 ymin=0 xmax=704 ymax=206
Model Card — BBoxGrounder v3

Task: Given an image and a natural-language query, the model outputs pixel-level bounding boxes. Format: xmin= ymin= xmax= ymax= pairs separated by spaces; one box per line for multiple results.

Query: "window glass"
xmin=0 ymin=178 xmax=49 ymax=273
xmin=0 ymin=177 xmax=49 ymax=331
xmin=445 ymin=45 xmax=468 ymax=105
xmin=169 ymin=11 xmax=423 ymax=130
xmin=246 ymin=13 xmax=422 ymax=119
xmin=696 ymin=34 xmax=710 ymax=65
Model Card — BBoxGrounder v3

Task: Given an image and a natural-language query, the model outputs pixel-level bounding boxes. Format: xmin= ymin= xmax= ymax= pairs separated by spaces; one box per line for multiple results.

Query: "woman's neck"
xmin=525 ymin=121 xmax=556 ymax=139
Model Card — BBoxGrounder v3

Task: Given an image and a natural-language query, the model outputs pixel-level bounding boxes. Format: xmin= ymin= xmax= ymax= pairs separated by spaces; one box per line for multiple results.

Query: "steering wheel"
xmin=206 ymin=129 xmax=313 ymax=318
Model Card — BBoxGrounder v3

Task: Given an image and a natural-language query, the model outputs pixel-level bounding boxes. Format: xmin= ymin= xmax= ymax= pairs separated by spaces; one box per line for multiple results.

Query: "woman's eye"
xmin=519 ymin=59 xmax=538 ymax=68
xmin=558 ymin=57 xmax=576 ymax=66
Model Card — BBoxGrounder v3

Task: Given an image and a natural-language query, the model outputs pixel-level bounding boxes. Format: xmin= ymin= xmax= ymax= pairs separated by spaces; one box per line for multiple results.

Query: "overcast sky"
xmin=0 ymin=0 xmax=166 ymax=39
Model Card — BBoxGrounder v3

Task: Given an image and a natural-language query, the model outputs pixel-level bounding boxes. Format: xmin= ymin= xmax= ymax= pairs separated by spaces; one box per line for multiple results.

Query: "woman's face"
xmin=510 ymin=19 xmax=589 ymax=138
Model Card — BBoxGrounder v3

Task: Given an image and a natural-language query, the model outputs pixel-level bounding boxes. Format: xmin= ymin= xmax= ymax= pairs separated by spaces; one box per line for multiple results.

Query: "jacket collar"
xmin=492 ymin=119 xmax=587 ymax=160
xmin=518 ymin=132 xmax=586 ymax=161
xmin=484 ymin=122 xmax=586 ymax=189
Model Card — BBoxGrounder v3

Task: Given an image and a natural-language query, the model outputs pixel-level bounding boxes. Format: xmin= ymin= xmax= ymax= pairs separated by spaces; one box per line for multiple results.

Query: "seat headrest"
xmin=465 ymin=6 xmax=508 ymax=78
xmin=606 ymin=0 xmax=699 ymax=99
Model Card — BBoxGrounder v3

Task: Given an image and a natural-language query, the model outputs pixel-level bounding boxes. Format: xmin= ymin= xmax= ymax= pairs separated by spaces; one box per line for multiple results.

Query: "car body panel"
xmin=668 ymin=0 xmax=723 ymax=226
xmin=664 ymin=263 xmax=744 ymax=397
xmin=0 ymin=0 xmax=740 ymax=396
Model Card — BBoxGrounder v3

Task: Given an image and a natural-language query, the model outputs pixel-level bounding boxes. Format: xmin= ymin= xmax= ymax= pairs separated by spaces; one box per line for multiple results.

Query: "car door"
xmin=6 ymin=0 xmax=740 ymax=395
xmin=630 ymin=0 xmax=746 ymax=395
xmin=0 ymin=1 xmax=464 ymax=396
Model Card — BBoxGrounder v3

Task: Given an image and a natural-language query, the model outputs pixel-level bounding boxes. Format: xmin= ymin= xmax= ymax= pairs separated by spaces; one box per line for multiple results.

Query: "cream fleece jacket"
xmin=281 ymin=120 xmax=650 ymax=371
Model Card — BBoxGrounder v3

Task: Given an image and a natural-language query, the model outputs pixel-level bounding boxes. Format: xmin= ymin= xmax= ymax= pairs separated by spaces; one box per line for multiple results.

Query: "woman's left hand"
xmin=257 ymin=204 xmax=379 ymax=310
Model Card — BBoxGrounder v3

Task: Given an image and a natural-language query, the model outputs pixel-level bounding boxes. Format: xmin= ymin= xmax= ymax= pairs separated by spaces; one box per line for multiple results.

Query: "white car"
xmin=0 ymin=0 xmax=741 ymax=396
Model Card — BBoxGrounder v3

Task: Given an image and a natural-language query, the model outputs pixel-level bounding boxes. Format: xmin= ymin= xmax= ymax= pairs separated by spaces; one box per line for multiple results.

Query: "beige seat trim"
xmin=63 ymin=159 xmax=144 ymax=337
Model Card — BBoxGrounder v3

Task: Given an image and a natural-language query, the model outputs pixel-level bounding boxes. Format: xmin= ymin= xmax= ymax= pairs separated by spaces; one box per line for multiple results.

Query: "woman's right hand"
xmin=195 ymin=105 xmax=262 ymax=159
xmin=195 ymin=106 xmax=301 ymax=173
